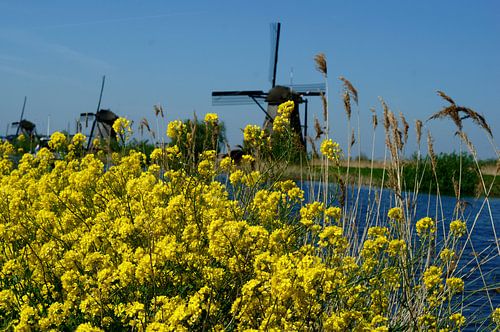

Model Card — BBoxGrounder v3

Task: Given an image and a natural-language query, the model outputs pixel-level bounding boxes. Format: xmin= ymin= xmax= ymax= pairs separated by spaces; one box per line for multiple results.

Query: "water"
xmin=301 ymin=181 xmax=499 ymax=329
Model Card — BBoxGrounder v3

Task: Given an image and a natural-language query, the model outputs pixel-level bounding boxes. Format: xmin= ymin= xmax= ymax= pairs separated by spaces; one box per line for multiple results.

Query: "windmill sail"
xmin=269 ymin=22 xmax=281 ymax=87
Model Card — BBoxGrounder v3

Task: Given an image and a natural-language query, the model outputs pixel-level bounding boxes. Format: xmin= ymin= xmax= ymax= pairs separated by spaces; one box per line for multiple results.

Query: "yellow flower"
xmin=446 ymin=277 xmax=464 ymax=294
xmin=450 ymin=219 xmax=466 ymax=238
xmin=204 ymin=113 xmax=218 ymax=124
xmin=423 ymin=266 xmax=442 ymax=289
xmin=493 ymin=307 xmax=500 ymax=326
xmin=150 ymin=148 xmax=164 ymax=162
xmin=229 ymin=170 xmax=244 ymax=185
xmin=387 ymin=207 xmax=403 ymax=221
xmin=49 ymin=131 xmax=67 ymax=150
xmin=439 ymin=248 xmax=455 ymax=262
xmin=277 ymin=100 xmax=294 ymax=117
xmin=325 ymin=206 xmax=342 ymax=222
xmin=449 ymin=313 xmax=465 ymax=328
xmin=416 ymin=217 xmax=435 ymax=237
xmin=320 ymin=139 xmax=342 ymax=162
xmin=241 ymin=154 xmax=255 ymax=165
xmin=166 ymin=120 xmax=185 ymax=139
xmin=71 ymin=133 xmax=86 ymax=146
xmin=272 ymin=102 xmax=293 ymax=133
xmin=219 ymin=156 xmax=233 ymax=172
xmin=243 ymin=124 xmax=265 ymax=146
xmin=75 ymin=323 xmax=105 ymax=332
xmin=387 ymin=239 xmax=406 ymax=257
xmin=112 ymin=117 xmax=132 ymax=136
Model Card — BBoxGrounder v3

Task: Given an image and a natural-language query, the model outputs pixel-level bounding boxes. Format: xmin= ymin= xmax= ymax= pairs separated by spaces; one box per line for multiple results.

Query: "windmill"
xmin=9 ymin=96 xmax=38 ymax=139
xmin=79 ymin=76 xmax=119 ymax=150
xmin=212 ymin=22 xmax=325 ymax=150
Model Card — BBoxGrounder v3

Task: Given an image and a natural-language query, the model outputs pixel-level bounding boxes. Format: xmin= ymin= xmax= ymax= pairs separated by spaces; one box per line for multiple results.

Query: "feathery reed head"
xmin=314 ymin=116 xmax=324 ymax=140
xmin=427 ymin=131 xmax=437 ymax=172
xmin=429 ymin=91 xmax=493 ymax=137
xmin=457 ymin=106 xmax=493 ymax=137
xmin=340 ymin=76 xmax=358 ymax=104
xmin=314 ymin=53 xmax=327 ymax=77
xmin=456 ymin=131 xmax=477 ymax=159
xmin=139 ymin=118 xmax=151 ymax=136
xmin=154 ymin=104 xmax=164 ymax=117
xmin=320 ymin=92 xmax=328 ymax=123
xmin=399 ymin=112 xmax=409 ymax=145
xmin=370 ymin=108 xmax=378 ymax=129
xmin=343 ymin=90 xmax=352 ymax=121
xmin=415 ymin=119 xmax=423 ymax=146
xmin=437 ymin=90 xmax=455 ymax=105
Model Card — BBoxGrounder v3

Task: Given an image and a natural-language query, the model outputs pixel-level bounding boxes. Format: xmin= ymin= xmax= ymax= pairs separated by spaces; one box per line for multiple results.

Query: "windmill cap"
xmin=266 ymin=85 xmax=302 ymax=105
xmin=96 ymin=109 xmax=118 ymax=125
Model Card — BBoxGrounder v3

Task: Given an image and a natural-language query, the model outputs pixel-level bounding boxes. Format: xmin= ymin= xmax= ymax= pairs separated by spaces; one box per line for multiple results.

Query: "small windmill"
xmin=212 ymin=22 xmax=325 ymax=150
xmin=79 ymin=76 xmax=119 ymax=150
xmin=9 ymin=96 xmax=38 ymax=139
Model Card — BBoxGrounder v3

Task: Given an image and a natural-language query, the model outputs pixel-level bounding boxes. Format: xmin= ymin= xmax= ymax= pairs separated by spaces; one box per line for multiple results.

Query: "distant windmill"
xmin=212 ymin=22 xmax=325 ymax=150
xmin=11 ymin=96 xmax=38 ymax=139
xmin=79 ymin=76 xmax=119 ymax=150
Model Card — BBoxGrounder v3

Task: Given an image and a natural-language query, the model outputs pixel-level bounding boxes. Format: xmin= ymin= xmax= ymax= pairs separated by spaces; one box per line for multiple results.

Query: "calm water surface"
xmin=300 ymin=182 xmax=499 ymax=330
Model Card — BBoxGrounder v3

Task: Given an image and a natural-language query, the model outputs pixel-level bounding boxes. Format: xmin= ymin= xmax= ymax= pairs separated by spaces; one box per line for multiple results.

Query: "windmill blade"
xmin=87 ymin=76 xmax=106 ymax=150
xmin=15 ymin=96 xmax=27 ymax=136
xmin=285 ymin=83 xmax=326 ymax=96
xmin=268 ymin=22 xmax=281 ymax=87
xmin=212 ymin=90 xmax=266 ymax=106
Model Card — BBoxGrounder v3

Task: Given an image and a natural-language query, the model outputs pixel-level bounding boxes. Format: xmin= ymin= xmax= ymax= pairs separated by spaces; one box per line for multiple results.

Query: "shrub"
xmin=403 ymin=152 xmax=479 ymax=196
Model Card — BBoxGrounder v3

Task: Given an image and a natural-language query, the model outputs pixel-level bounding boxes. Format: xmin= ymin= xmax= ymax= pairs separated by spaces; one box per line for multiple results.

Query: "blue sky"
xmin=0 ymin=0 xmax=499 ymax=159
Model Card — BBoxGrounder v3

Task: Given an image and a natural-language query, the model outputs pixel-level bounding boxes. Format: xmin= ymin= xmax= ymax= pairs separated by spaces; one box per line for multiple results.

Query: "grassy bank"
xmin=283 ymin=159 xmax=500 ymax=198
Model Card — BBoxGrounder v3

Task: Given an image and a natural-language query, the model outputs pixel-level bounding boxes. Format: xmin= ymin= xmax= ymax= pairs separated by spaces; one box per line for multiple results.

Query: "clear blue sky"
xmin=1 ymin=0 xmax=499 ymax=159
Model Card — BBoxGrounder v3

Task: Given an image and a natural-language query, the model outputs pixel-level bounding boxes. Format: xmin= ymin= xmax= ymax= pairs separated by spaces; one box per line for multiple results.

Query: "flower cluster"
xmin=450 ymin=219 xmax=466 ymax=238
xmin=204 ymin=113 xmax=218 ymax=125
xmin=272 ymin=100 xmax=294 ymax=133
xmin=112 ymin=117 xmax=132 ymax=136
xmin=243 ymin=124 xmax=266 ymax=147
xmin=387 ymin=207 xmax=403 ymax=221
xmin=166 ymin=119 xmax=186 ymax=139
xmin=49 ymin=131 xmax=68 ymax=150
xmin=416 ymin=216 xmax=436 ymax=237
xmin=320 ymin=138 xmax=342 ymax=162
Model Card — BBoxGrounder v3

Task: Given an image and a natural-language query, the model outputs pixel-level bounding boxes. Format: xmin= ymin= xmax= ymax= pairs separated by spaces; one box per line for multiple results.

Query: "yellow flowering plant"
xmin=0 ymin=99 xmax=497 ymax=331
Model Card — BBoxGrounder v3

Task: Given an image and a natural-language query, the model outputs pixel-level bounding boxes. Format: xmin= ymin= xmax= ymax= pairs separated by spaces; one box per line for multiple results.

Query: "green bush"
xmin=403 ymin=152 xmax=478 ymax=196
xmin=169 ymin=118 xmax=226 ymax=160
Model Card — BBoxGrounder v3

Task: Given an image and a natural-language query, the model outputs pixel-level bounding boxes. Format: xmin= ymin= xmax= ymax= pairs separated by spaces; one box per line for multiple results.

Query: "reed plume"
xmin=154 ymin=104 xmax=164 ymax=118
xmin=140 ymin=118 xmax=151 ymax=133
xmin=430 ymin=91 xmax=493 ymax=137
xmin=437 ymin=90 xmax=455 ymax=105
xmin=314 ymin=53 xmax=327 ymax=77
xmin=371 ymin=108 xmax=378 ymax=130
xmin=320 ymin=92 xmax=328 ymax=122
xmin=343 ymin=90 xmax=352 ymax=121
xmin=340 ymin=76 xmax=358 ymax=104
xmin=415 ymin=120 xmax=423 ymax=147
xmin=456 ymin=131 xmax=477 ymax=159
xmin=314 ymin=116 xmax=324 ymax=139
xmin=400 ymin=112 xmax=409 ymax=146
xmin=427 ymin=131 xmax=437 ymax=172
